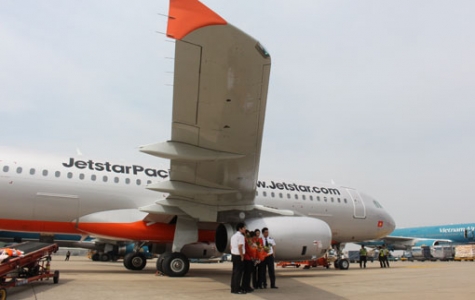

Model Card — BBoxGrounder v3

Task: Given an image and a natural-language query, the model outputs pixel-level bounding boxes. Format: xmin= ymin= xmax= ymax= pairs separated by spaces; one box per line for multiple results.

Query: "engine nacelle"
xmin=216 ymin=216 xmax=332 ymax=260
xmin=181 ymin=242 xmax=222 ymax=259
xmin=413 ymin=239 xmax=452 ymax=247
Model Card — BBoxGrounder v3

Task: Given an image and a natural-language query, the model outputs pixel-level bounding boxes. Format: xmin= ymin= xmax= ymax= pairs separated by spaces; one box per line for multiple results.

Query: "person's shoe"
xmin=246 ymin=288 xmax=254 ymax=293
xmin=271 ymin=286 xmax=279 ymax=289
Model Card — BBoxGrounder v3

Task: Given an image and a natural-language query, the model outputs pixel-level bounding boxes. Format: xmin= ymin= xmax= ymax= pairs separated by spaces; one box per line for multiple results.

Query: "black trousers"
xmin=359 ymin=256 xmax=367 ymax=268
xmin=231 ymin=255 xmax=244 ymax=293
xmin=384 ymin=257 xmax=390 ymax=268
xmin=379 ymin=256 xmax=387 ymax=267
xmin=259 ymin=255 xmax=276 ymax=287
xmin=252 ymin=264 xmax=259 ymax=288
xmin=242 ymin=260 xmax=254 ymax=291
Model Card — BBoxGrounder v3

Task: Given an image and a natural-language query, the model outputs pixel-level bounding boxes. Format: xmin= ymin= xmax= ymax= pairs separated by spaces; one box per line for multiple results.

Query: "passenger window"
xmin=67 ymin=172 xmax=73 ymax=179
xmin=30 ymin=168 xmax=35 ymax=175
xmin=17 ymin=167 xmax=22 ymax=174
xmin=331 ymin=197 xmax=334 ymax=203
xmin=114 ymin=177 xmax=119 ymax=183
xmin=302 ymin=195 xmax=306 ymax=200
xmin=324 ymin=197 xmax=327 ymax=202
xmin=263 ymin=191 xmax=267 ymax=197
xmin=103 ymin=176 xmax=108 ymax=182
xmin=136 ymin=179 xmax=141 ymax=185
xmin=55 ymin=171 xmax=60 ymax=177
xmin=271 ymin=192 xmax=275 ymax=197
xmin=42 ymin=170 xmax=48 ymax=176
xmin=279 ymin=193 xmax=283 ymax=198
xmin=310 ymin=196 xmax=313 ymax=201
xmin=91 ymin=174 xmax=96 ymax=181
xmin=2 ymin=166 xmax=9 ymax=172
xmin=125 ymin=178 xmax=130 ymax=184
xmin=256 ymin=191 xmax=259 ymax=196
xmin=344 ymin=199 xmax=348 ymax=204
xmin=287 ymin=194 xmax=291 ymax=199
xmin=338 ymin=198 xmax=341 ymax=203
xmin=147 ymin=180 xmax=152 ymax=185
xmin=79 ymin=174 xmax=85 ymax=180
xmin=317 ymin=196 xmax=321 ymax=201
xmin=294 ymin=194 xmax=298 ymax=200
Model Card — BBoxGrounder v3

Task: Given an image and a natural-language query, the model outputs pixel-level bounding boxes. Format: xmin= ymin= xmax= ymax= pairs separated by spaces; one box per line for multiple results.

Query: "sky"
xmin=1 ymin=0 xmax=475 ymax=228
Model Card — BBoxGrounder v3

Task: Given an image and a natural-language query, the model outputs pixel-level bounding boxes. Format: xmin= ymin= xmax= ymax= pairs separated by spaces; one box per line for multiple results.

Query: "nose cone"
xmin=381 ymin=210 xmax=396 ymax=236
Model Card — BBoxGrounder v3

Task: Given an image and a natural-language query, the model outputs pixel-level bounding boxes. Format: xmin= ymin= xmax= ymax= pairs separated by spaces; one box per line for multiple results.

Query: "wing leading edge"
xmin=140 ymin=0 xmax=271 ymax=221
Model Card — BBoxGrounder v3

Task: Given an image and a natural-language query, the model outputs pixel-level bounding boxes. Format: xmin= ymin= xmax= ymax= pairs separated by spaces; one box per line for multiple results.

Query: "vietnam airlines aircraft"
xmin=362 ymin=223 xmax=475 ymax=250
xmin=0 ymin=0 xmax=395 ymax=276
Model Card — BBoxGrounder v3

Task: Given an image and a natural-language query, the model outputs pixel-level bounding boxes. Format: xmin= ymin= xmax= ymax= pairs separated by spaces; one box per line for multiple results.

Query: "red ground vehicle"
xmin=0 ymin=242 xmax=59 ymax=300
xmin=277 ymin=257 xmax=332 ymax=269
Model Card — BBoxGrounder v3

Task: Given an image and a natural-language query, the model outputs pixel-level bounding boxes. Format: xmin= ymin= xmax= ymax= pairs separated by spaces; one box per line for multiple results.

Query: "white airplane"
xmin=0 ymin=0 xmax=395 ymax=276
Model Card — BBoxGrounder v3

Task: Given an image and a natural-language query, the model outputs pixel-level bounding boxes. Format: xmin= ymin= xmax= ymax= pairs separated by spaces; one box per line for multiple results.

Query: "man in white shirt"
xmin=258 ymin=227 xmax=278 ymax=289
xmin=230 ymin=222 xmax=247 ymax=294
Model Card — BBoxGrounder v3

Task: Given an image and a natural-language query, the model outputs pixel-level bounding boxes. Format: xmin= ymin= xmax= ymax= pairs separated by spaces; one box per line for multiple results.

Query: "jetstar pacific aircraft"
xmin=0 ymin=0 xmax=395 ymax=276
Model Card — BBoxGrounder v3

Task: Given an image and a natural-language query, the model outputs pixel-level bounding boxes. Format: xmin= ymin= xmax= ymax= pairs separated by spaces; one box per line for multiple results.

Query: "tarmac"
xmin=5 ymin=256 xmax=475 ymax=300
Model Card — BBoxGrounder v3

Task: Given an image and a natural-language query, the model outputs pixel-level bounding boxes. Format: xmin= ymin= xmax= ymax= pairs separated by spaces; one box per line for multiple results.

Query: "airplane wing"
xmin=140 ymin=0 xmax=271 ymax=222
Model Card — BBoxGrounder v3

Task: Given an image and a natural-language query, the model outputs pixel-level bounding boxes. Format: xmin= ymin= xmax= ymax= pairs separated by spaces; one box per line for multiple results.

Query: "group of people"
xmin=230 ymin=223 xmax=278 ymax=295
xmin=358 ymin=244 xmax=390 ymax=268
xmin=378 ymin=245 xmax=390 ymax=268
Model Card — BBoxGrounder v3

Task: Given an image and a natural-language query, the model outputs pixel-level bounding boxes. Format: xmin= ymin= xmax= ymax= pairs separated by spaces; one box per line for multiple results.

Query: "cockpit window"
xmin=373 ymin=200 xmax=383 ymax=209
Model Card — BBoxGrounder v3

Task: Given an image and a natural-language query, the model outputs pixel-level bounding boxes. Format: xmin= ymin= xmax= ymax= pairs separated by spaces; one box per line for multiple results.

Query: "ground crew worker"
xmin=378 ymin=246 xmax=386 ymax=268
xmin=383 ymin=246 xmax=390 ymax=268
xmin=359 ymin=245 xmax=367 ymax=268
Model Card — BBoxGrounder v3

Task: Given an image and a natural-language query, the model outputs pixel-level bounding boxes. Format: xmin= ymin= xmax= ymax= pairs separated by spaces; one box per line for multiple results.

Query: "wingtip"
xmin=166 ymin=0 xmax=227 ymax=40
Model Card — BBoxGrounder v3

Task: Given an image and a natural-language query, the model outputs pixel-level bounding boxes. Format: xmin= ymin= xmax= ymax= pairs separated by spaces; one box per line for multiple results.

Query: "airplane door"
xmin=346 ymin=188 xmax=366 ymax=219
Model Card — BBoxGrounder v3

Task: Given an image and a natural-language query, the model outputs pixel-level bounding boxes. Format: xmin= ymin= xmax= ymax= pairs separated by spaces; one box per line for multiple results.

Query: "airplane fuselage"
xmin=0 ymin=149 xmax=395 ymax=244
xmin=391 ymin=224 xmax=475 ymax=244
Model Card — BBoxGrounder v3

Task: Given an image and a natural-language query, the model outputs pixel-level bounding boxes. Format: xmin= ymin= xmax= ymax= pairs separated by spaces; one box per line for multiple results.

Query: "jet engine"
xmin=413 ymin=239 xmax=452 ymax=247
xmin=216 ymin=216 xmax=332 ymax=260
xmin=181 ymin=242 xmax=222 ymax=259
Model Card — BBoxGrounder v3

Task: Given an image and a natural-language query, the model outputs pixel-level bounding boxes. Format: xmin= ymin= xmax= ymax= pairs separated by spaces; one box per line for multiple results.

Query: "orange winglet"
xmin=167 ymin=0 xmax=227 ymax=40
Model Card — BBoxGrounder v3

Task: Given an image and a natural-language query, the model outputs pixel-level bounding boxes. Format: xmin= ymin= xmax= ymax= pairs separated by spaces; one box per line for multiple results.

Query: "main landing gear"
xmin=156 ymin=252 xmax=190 ymax=277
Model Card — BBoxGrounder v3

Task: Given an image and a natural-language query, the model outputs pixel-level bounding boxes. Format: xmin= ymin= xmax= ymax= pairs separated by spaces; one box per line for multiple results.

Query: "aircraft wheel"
xmin=91 ymin=253 xmax=100 ymax=261
xmin=0 ymin=288 xmax=6 ymax=300
xmin=156 ymin=252 xmax=171 ymax=274
xmin=53 ymin=270 xmax=60 ymax=284
xmin=123 ymin=256 xmax=131 ymax=269
xmin=334 ymin=259 xmax=340 ymax=269
xmin=339 ymin=259 xmax=350 ymax=270
xmin=124 ymin=252 xmax=147 ymax=271
xmin=101 ymin=253 xmax=110 ymax=262
xmin=162 ymin=252 xmax=189 ymax=277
